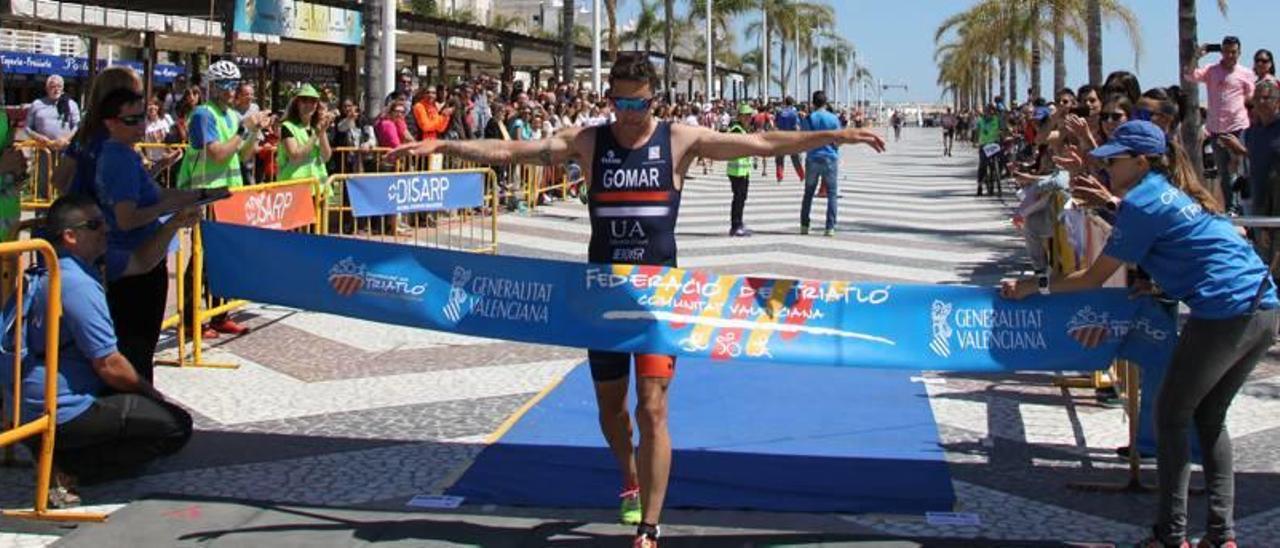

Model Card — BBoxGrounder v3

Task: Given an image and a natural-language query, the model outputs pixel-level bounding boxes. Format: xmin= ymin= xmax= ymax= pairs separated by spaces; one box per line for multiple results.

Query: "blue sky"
xmin=614 ymin=0 xmax=1275 ymax=103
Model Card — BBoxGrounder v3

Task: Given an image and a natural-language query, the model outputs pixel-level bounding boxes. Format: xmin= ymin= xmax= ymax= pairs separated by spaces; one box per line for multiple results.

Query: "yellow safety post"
xmin=0 ymin=239 xmax=107 ymax=522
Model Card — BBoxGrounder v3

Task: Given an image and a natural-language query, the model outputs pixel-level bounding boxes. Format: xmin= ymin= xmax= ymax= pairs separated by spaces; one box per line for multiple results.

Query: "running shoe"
xmin=619 ymin=488 xmax=642 ymax=525
xmin=1196 ymin=538 xmax=1237 ymax=548
xmin=633 ymin=534 xmax=658 ymax=548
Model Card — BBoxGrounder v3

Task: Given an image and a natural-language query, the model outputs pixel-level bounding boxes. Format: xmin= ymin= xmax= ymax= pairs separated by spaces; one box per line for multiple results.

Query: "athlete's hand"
xmin=385 ymin=140 xmax=443 ymax=163
xmin=998 ymin=277 xmax=1035 ymax=300
xmin=839 ymin=128 xmax=886 ymax=152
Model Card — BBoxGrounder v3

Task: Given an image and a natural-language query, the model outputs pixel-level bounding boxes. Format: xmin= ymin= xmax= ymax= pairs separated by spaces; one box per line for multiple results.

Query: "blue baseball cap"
xmin=1090 ymin=120 xmax=1167 ymax=159
xmin=1033 ymin=106 xmax=1051 ymax=121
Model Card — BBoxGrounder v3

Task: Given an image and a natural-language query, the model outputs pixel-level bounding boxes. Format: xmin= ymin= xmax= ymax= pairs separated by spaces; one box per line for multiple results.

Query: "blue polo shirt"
xmin=1103 ymin=171 xmax=1278 ymax=319
xmin=20 ymin=255 xmax=116 ymax=424
xmin=94 ymin=139 xmax=161 ymax=279
xmin=801 ymin=109 xmax=841 ymax=159
xmin=63 ymin=131 xmax=107 ymax=198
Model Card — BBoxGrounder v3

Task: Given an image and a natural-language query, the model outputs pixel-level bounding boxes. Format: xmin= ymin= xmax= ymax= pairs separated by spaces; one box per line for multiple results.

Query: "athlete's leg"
xmin=791 ymin=153 xmax=805 ymax=180
xmin=589 ymin=351 xmax=639 ymax=492
xmin=634 ymin=354 xmax=675 ymax=527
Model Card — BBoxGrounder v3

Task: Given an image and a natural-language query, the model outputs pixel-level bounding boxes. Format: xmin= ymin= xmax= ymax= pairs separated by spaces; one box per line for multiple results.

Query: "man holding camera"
xmin=1187 ymin=36 xmax=1256 ymax=214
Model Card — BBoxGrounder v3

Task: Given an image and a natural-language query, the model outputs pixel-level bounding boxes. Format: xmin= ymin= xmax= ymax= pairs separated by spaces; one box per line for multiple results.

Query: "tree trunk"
xmin=1009 ymin=39 xmax=1019 ymax=105
xmin=1179 ymin=0 xmax=1204 ymax=177
xmin=561 ymin=0 xmax=575 ymax=83
xmin=664 ymin=0 xmax=675 ymax=102
xmin=1087 ymin=0 xmax=1102 ymax=85
xmin=606 ymin=0 xmax=619 ymax=62
xmin=1030 ymin=1 xmax=1042 ymax=100
xmin=998 ymin=55 xmax=1008 ymax=103
xmin=1053 ymin=0 xmax=1065 ymax=92
xmin=779 ymin=37 xmax=788 ymax=98
xmin=363 ymin=0 xmax=384 ymax=117
xmin=806 ymin=41 xmax=813 ymax=99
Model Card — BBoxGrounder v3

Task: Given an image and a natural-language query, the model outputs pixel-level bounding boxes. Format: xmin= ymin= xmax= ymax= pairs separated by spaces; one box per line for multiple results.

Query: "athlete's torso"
xmin=587 ymin=121 xmax=681 ymax=266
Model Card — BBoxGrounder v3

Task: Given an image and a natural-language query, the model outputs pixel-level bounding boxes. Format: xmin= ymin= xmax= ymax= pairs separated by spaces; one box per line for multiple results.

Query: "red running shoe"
xmin=209 ymin=318 xmax=251 ymax=335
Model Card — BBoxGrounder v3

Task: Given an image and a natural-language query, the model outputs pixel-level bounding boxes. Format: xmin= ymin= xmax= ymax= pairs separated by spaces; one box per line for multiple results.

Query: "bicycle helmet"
xmin=206 ymin=60 xmax=242 ymax=82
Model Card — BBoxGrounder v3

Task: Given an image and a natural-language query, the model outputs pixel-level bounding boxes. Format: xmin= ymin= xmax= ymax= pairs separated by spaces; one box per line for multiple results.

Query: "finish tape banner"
xmin=203 ymin=222 xmax=1177 ymax=373
xmin=345 ymin=172 xmax=486 ymax=217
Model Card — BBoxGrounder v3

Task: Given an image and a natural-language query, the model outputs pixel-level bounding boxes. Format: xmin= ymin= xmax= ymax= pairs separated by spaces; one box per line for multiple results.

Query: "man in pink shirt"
xmin=1187 ymin=35 xmax=1255 ymax=213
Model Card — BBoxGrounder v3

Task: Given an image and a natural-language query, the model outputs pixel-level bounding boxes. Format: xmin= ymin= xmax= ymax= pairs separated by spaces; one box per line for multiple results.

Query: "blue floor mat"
xmin=448 ymin=359 xmax=955 ymax=514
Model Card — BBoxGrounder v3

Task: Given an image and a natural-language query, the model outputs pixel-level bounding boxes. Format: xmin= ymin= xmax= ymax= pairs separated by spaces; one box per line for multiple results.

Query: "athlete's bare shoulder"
xmin=668 ymin=123 xmax=713 ymax=163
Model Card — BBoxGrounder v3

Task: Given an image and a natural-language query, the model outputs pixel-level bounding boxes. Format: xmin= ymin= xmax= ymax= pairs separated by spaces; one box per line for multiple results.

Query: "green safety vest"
xmin=177 ymin=102 xmax=243 ymax=189
xmin=726 ymin=123 xmax=751 ymax=177
xmin=277 ymin=120 xmax=329 ymax=182
xmin=277 ymin=120 xmax=332 ymax=200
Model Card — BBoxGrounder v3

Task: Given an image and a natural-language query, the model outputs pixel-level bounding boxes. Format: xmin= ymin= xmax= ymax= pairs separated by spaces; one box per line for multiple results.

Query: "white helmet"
xmin=206 ymin=60 xmax=242 ymax=82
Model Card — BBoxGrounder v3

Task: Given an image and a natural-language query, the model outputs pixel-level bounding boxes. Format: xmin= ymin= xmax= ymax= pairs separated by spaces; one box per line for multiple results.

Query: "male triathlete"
xmin=388 ymin=53 xmax=884 ymax=548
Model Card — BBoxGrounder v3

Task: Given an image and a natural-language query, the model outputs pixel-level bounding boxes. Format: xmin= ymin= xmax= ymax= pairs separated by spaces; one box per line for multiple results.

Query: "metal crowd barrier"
xmin=14 ymin=141 xmax=59 ymax=210
xmin=158 ymin=177 xmax=324 ymax=369
xmin=134 ymin=142 xmax=186 ymax=189
xmin=0 ymin=239 xmax=107 ymax=522
xmin=324 ymin=169 xmax=499 ymax=254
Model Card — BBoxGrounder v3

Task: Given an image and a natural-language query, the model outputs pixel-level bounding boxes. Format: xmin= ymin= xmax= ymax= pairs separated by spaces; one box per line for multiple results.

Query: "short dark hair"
xmin=1056 ymin=87 xmax=1076 ymax=99
xmin=608 ymin=53 xmax=659 ymax=89
xmin=1076 ymin=84 xmax=1101 ymax=101
xmin=1223 ymin=35 xmax=1241 ymax=48
xmin=43 ymin=193 xmax=100 ymax=244
xmin=812 ymin=90 xmax=827 ymax=108
xmin=99 ymin=88 xmax=143 ymax=120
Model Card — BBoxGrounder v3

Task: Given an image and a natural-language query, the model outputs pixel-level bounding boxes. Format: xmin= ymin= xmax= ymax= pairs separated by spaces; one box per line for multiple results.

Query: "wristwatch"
xmin=1037 ymin=274 xmax=1051 ymax=295
xmin=1103 ymin=197 xmax=1121 ymax=213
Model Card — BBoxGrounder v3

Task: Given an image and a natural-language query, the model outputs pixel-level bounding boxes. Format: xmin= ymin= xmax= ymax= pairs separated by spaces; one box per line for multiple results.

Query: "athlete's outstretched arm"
xmin=690 ymin=126 xmax=885 ymax=161
xmin=385 ymin=131 xmax=580 ymax=165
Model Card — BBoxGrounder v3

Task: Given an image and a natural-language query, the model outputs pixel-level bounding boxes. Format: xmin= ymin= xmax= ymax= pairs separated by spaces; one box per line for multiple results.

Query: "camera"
xmin=1204 ymin=43 xmax=1223 ymax=54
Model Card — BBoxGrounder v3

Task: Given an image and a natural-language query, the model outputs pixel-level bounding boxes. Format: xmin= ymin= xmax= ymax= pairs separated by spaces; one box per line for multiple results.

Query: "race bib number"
xmin=982 ymin=143 xmax=1001 ymax=158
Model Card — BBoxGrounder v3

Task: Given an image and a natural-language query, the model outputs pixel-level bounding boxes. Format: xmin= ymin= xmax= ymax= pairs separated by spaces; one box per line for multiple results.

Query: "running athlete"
xmin=941 ymin=107 xmax=957 ymax=157
xmin=772 ymin=97 xmax=806 ymax=182
xmin=387 ymin=54 xmax=884 ymax=548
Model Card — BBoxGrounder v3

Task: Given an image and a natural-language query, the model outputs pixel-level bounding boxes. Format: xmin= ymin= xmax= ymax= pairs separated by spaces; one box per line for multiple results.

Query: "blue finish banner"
xmin=345 ymin=172 xmax=486 ymax=217
xmin=202 ymin=222 xmax=1177 ymax=373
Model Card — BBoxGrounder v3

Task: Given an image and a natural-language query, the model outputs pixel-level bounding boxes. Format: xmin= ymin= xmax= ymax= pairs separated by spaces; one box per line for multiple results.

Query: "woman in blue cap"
xmin=1002 ymin=120 xmax=1275 ymax=548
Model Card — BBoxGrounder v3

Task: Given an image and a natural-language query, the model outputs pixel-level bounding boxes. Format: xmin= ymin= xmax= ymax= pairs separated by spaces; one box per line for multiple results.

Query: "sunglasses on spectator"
xmin=1257 ymin=58 xmax=1274 ymax=64
xmin=1257 ymin=95 xmax=1278 ymax=104
xmin=115 ymin=114 xmax=146 ymax=126
xmin=1100 ymin=112 xmax=1126 ymax=122
xmin=68 ymin=217 xmax=106 ymax=231
xmin=610 ymin=96 xmax=654 ymax=111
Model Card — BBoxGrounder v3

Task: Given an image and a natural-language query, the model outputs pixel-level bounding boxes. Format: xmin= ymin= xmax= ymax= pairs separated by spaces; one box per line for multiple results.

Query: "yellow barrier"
xmin=0 ymin=239 xmax=106 ymax=522
xmin=324 ymin=169 xmax=499 ymax=254
xmin=14 ymin=141 xmax=60 ymax=210
xmin=159 ymin=178 xmax=324 ymax=369
xmin=134 ymin=142 xmax=186 ymax=189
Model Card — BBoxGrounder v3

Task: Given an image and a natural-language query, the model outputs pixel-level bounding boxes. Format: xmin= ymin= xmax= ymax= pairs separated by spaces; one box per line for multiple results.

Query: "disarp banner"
xmin=211 ymin=180 xmax=316 ymax=230
xmin=202 ymin=222 xmax=1177 ymax=374
xmin=345 ymin=171 xmax=486 ymax=217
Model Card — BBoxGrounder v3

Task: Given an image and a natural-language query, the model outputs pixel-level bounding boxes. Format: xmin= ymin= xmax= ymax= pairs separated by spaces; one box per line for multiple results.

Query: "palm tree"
xmin=1180 ymin=0 xmax=1229 ymax=176
xmin=663 ymin=0 xmax=675 ymax=101
xmin=605 ymin=0 xmax=621 ymax=61
xmin=489 ymin=13 xmax=526 ymax=33
xmin=621 ymin=0 xmax=663 ymax=53
xmin=561 ymin=0 xmax=577 ymax=83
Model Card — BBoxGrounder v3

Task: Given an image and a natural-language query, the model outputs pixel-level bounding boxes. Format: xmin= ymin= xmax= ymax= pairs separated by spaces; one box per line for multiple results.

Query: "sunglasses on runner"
xmin=213 ymin=79 xmax=240 ymax=91
xmin=610 ymin=96 xmax=654 ymax=112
